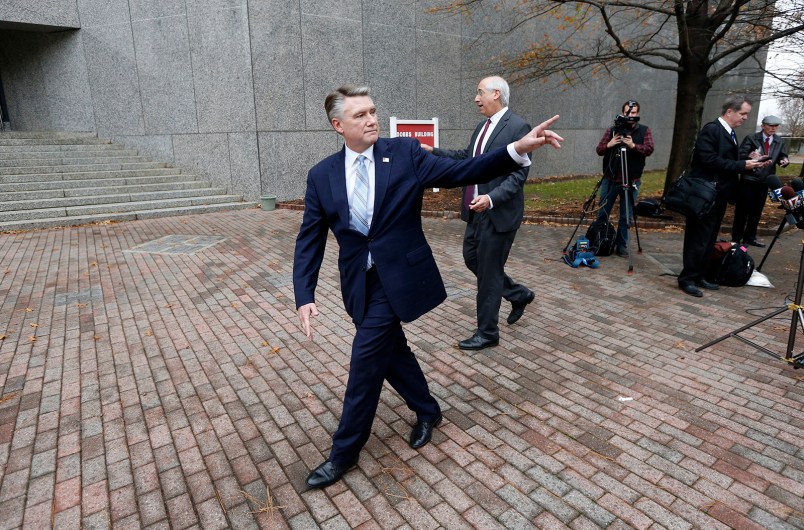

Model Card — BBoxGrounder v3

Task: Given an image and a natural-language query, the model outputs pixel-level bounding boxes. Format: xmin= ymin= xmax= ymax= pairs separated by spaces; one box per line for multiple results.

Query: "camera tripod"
xmin=696 ymin=235 xmax=804 ymax=369
xmin=756 ymin=209 xmax=796 ymax=272
xmin=562 ymin=144 xmax=642 ymax=272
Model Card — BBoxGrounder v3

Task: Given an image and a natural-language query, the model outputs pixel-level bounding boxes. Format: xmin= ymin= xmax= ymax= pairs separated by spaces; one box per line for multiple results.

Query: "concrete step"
xmin=0 ymin=161 xmax=167 ymax=176
xmin=0 ymin=137 xmax=113 ymax=146
xmin=0 ymin=167 xmax=183 ymax=184
xmin=0 ymin=202 xmax=257 ymax=232
xmin=0 ymin=149 xmax=140 ymax=160
xmin=0 ymin=188 xmax=228 ymax=211
xmin=0 ymin=143 xmax=126 ymax=153
xmin=0 ymin=195 xmax=248 ymax=222
xmin=0 ymin=131 xmax=97 ymax=139
xmin=2 ymin=182 xmax=208 ymax=201
xmin=0 ymin=155 xmax=152 ymax=167
xmin=0 ymin=174 xmax=195 ymax=192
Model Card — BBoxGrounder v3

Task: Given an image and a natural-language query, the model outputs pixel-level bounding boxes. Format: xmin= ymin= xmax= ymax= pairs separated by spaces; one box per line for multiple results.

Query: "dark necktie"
xmin=764 ymin=137 xmax=770 ymax=154
xmin=464 ymin=119 xmax=492 ymax=209
xmin=730 ymin=130 xmax=736 ymax=144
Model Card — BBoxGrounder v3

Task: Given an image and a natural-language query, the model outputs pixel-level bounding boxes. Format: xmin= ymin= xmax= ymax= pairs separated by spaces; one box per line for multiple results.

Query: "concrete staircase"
xmin=0 ymin=131 xmax=256 ymax=232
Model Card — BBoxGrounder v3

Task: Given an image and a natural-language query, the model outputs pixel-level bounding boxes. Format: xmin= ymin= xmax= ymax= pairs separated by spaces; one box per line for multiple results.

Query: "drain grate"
xmin=125 ymin=234 xmax=227 ymax=255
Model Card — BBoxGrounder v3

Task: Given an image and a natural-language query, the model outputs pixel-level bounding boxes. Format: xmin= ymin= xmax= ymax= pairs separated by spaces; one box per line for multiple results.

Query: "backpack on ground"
xmin=562 ymin=237 xmax=599 ymax=268
xmin=705 ymin=242 xmax=755 ymax=286
xmin=585 ymin=220 xmax=616 ymax=256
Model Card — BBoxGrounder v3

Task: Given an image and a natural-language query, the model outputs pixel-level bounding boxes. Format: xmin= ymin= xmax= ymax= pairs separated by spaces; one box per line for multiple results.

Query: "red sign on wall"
xmin=389 ymin=117 xmax=440 ymax=148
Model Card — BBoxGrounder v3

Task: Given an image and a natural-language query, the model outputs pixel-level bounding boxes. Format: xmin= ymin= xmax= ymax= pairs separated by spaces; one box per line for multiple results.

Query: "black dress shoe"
xmin=696 ymin=279 xmax=720 ymax=290
xmin=744 ymin=239 xmax=765 ymax=248
xmin=458 ymin=333 xmax=499 ymax=350
xmin=409 ymin=413 xmax=442 ymax=449
xmin=306 ymin=459 xmax=358 ymax=488
xmin=507 ymin=291 xmax=535 ymax=325
xmin=679 ymin=283 xmax=703 ymax=297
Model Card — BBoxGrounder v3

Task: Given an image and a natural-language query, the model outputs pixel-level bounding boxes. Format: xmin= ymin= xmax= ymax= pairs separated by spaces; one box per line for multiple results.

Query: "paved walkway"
xmin=0 ymin=208 xmax=802 ymax=530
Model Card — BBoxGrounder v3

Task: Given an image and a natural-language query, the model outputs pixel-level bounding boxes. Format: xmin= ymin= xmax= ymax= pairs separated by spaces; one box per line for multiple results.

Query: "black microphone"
xmin=767 ymin=175 xmax=784 ymax=202
xmin=791 ymin=177 xmax=804 ymax=200
xmin=780 ymin=186 xmax=801 ymax=211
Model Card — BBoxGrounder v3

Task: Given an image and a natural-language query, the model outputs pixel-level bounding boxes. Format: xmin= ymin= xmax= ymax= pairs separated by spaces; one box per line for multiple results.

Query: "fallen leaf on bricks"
xmin=30 ymin=323 xmax=38 ymax=328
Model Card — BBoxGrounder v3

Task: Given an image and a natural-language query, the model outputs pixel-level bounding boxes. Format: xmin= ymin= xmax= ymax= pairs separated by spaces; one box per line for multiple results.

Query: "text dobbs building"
xmin=0 ymin=0 xmax=764 ymax=202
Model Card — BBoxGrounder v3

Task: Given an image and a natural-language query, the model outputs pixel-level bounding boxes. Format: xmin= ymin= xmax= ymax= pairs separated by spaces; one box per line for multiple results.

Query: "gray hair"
xmin=325 ymin=85 xmax=371 ymax=122
xmin=721 ymin=94 xmax=752 ymax=115
xmin=482 ymin=76 xmax=510 ymax=107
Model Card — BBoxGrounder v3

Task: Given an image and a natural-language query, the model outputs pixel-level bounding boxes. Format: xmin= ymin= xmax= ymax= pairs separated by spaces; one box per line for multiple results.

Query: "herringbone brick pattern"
xmin=0 ymin=208 xmax=802 ymax=529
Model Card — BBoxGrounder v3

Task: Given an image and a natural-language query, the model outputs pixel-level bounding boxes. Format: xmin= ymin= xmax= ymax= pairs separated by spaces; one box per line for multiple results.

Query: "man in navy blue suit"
xmin=293 ymin=85 xmax=563 ymax=488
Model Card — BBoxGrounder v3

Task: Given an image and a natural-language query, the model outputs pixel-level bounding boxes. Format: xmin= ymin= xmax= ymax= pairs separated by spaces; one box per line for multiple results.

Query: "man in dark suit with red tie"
xmin=293 ymin=85 xmax=563 ymax=488
xmin=731 ymin=114 xmax=790 ymax=247
xmin=678 ymin=95 xmax=770 ymax=297
xmin=424 ymin=76 xmax=535 ymax=350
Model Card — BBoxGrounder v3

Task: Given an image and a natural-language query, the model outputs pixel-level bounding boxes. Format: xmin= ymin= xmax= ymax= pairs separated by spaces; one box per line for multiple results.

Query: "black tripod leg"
xmin=630 ymin=185 xmax=642 ymax=253
xmin=563 ymin=178 xmax=603 ymax=253
xmin=756 ymin=216 xmax=787 ymax=272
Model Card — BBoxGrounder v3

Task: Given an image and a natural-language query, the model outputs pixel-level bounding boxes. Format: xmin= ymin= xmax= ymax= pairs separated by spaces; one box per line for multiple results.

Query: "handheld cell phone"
xmin=757 ymin=155 xmax=771 ymax=162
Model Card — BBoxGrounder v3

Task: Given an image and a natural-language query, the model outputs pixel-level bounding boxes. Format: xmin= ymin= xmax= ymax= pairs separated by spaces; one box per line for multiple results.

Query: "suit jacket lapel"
xmin=371 ymin=140 xmax=391 ymax=232
xmin=483 ymin=110 xmax=510 ymax=153
xmin=330 ymin=148 xmax=349 ymax=228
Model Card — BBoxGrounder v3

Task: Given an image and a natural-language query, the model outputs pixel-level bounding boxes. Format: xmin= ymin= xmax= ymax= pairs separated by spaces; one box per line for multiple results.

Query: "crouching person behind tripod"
xmin=594 ymin=100 xmax=654 ymax=256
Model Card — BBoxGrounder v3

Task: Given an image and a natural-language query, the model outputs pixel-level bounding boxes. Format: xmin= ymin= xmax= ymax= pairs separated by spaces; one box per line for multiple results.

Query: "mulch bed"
xmin=279 ymin=178 xmax=789 ymax=236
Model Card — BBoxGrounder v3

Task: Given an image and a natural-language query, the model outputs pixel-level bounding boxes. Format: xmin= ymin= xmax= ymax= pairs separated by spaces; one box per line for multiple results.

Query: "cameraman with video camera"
xmin=594 ymin=100 xmax=654 ymax=256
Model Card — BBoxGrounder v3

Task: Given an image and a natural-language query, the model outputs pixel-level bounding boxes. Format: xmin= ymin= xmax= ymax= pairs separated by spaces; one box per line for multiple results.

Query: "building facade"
xmin=0 ymin=0 xmax=763 ymax=201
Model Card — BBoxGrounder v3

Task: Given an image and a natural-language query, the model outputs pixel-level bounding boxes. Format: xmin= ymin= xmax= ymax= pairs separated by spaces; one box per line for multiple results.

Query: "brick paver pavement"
xmin=0 ymin=208 xmax=802 ymax=529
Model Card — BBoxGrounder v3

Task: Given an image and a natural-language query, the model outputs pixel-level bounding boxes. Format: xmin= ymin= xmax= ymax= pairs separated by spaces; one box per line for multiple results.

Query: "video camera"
xmin=612 ymin=100 xmax=640 ymax=136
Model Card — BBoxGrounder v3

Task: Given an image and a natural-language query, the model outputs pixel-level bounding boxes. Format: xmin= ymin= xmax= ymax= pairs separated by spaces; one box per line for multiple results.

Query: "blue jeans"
xmin=596 ymin=178 xmax=641 ymax=251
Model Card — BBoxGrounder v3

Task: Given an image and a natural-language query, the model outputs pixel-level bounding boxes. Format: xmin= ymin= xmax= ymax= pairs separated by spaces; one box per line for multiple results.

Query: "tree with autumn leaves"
xmin=433 ymin=0 xmax=804 ymax=192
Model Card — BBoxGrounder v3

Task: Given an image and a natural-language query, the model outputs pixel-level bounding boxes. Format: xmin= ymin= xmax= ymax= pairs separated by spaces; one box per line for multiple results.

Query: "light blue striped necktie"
xmin=351 ymin=155 xmax=370 ymax=235
xmin=351 ymin=155 xmax=373 ymax=268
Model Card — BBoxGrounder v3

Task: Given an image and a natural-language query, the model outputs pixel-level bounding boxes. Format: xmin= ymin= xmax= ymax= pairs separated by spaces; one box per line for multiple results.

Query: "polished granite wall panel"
xmin=0 ymin=34 xmax=49 ymax=129
xmin=188 ymin=7 xmax=256 ymax=133
xmin=111 ymin=134 xmax=175 ymax=163
xmin=77 ymin=0 xmax=129 ymax=27
xmin=173 ymin=133 xmax=233 ymax=191
xmin=258 ymin=131 xmax=338 ymax=200
xmin=249 ymin=0 xmax=305 ymax=132
xmin=301 ymin=14 xmax=363 ymax=129
xmin=364 ymin=0 xmax=415 ymax=27
xmin=0 ymin=31 xmax=93 ymax=131
xmin=129 ymin=0 xmax=185 ymax=20
xmin=364 ymin=22 xmax=416 ymax=125
xmin=82 ymin=24 xmax=145 ymax=135
xmin=228 ymin=132 xmax=261 ymax=199
xmin=415 ymin=30 xmax=462 ymax=129
xmin=301 ymin=0 xmax=361 ymax=21
xmin=133 ymin=16 xmax=198 ymax=134
xmin=39 ymin=32 xmax=95 ymax=131
xmin=0 ymin=0 xmax=79 ymax=28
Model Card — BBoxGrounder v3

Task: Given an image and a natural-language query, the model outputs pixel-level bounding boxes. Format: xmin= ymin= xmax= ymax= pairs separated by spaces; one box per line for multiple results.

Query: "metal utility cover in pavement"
xmin=124 ymin=234 xmax=227 ymax=255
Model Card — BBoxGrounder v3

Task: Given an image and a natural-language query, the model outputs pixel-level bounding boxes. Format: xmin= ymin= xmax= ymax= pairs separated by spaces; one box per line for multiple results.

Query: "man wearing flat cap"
xmin=732 ymin=115 xmax=790 ymax=247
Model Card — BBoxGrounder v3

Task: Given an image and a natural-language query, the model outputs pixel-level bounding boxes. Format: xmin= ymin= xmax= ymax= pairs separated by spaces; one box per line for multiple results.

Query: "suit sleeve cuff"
xmin=507 ymin=143 xmax=532 ymax=167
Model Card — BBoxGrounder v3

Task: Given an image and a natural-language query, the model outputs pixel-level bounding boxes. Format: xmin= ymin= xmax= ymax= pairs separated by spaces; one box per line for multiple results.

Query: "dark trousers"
xmin=679 ymin=192 xmax=730 ymax=286
xmin=328 ymin=268 xmax=440 ymax=467
xmin=731 ymin=179 xmax=767 ymax=243
xmin=463 ymin=213 xmax=532 ymax=340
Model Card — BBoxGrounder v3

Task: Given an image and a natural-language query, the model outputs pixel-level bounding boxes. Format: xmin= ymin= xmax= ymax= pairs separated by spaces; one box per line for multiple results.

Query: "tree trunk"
xmin=664 ymin=67 xmax=712 ymax=194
